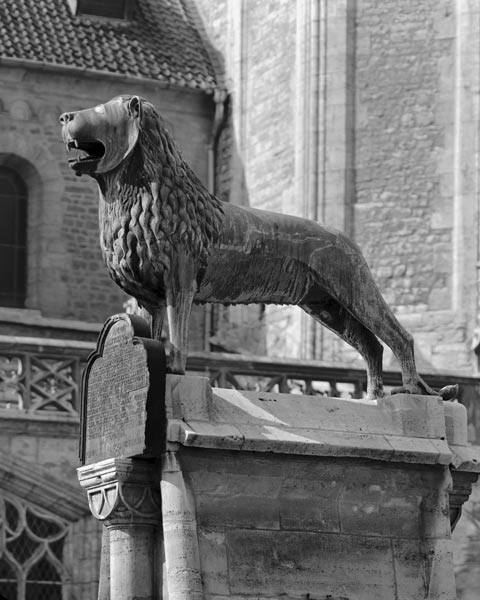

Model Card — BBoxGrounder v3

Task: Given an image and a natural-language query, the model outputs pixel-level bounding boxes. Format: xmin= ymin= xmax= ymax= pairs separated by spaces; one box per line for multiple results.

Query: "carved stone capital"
xmin=78 ymin=458 xmax=161 ymax=527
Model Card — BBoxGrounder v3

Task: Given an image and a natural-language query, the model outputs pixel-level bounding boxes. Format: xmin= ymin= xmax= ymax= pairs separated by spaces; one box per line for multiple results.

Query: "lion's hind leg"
xmin=301 ymin=297 xmax=384 ymax=401
xmin=315 ymin=274 xmax=457 ymax=400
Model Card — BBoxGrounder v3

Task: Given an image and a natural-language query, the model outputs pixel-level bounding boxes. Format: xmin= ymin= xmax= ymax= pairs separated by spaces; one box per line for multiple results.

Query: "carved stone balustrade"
xmin=0 ymin=335 xmax=90 ymax=413
xmin=1 ymin=334 xmax=479 ymax=446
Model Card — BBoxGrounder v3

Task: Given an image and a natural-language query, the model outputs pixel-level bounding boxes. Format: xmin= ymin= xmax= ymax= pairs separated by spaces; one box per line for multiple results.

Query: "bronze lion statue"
xmin=60 ymin=95 xmax=455 ymax=400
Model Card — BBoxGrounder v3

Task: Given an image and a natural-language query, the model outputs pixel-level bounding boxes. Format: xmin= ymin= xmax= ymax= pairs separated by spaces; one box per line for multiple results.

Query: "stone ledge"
xmin=165 ymin=375 xmax=480 ymax=468
xmin=0 ymin=307 xmax=102 ymax=332
xmin=168 ymin=419 xmax=451 ymax=464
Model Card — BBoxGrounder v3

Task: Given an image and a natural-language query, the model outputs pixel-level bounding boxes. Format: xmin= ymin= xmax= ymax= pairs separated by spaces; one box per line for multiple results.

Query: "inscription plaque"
xmin=80 ymin=313 xmax=166 ymax=465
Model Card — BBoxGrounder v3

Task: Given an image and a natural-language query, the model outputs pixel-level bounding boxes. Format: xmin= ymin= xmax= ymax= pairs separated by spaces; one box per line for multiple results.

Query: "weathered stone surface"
xmin=161 ymin=452 xmax=204 ymax=600
xmin=165 ymin=376 xmax=455 ymax=464
xmin=81 ymin=313 xmax=166 ymax=464
xmin=226 ymin=529 xmax=395 ymax=599
xmin=172 ymin=446 xmax=459 ymax=599
xmin=159 ymin=376 xmax=480 ymax=599
xmin=393 ymin=538 xmax=457 ymax=600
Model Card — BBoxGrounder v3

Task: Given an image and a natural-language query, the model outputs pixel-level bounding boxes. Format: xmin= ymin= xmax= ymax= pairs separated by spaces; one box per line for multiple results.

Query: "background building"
xmin=0 ymin=0 xmax=479 ymax=598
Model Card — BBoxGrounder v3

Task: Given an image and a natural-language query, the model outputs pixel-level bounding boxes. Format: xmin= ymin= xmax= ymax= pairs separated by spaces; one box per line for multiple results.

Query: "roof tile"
xmin=0 ymin=0 xmax=216 ymax=91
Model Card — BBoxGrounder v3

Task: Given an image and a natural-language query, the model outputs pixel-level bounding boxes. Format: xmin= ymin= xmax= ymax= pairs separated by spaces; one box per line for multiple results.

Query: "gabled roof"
xmin=0 ymin=0 xmax=217 ymax=92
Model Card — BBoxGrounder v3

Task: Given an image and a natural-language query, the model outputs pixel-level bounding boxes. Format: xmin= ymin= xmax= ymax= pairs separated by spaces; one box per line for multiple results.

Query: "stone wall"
xmin=184 ymin=449 xmax=454 ymax=600
xmin=355 ymin=0 xmax=455 ymax=312
xmin=353 ymin=0 xmax=476 ymax=373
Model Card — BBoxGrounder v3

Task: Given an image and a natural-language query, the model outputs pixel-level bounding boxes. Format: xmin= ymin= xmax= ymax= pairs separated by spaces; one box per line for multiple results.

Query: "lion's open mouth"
xmin=66 ymin=139 xmax=105 ymax=170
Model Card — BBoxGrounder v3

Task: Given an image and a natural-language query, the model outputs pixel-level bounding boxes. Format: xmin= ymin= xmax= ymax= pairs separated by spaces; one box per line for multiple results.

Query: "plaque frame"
xmin=80 ymin=313 xmax=166 ymax=465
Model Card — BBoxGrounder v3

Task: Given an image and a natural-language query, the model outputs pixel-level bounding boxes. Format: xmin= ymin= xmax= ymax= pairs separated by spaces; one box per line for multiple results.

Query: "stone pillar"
xmin=161 ymin=451 xmax=204 ymax=600
xmin=78 ymin=458 xmax=162 ymax=600
xmin=161 ymin=375 xmax=480 ymax=600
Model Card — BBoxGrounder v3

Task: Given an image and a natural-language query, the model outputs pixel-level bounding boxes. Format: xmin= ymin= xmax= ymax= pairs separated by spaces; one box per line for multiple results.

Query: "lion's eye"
xmin=94 ymin=104 xmax=105 ymax=114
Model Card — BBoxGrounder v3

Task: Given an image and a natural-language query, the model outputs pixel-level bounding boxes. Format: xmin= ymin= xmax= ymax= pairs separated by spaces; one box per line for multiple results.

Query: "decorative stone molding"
xmin=78 ymin=458 xmax=161 ymax=526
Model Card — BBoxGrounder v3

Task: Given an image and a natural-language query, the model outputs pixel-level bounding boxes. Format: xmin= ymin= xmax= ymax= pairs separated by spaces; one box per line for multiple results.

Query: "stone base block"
xmin=164 ymin=448 xmax=454 ymax=600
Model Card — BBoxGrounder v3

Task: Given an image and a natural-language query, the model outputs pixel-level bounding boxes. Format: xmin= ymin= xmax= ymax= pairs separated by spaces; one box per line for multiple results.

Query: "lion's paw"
xmin=390 ymin=381 xmax=458 ymax=401
xmin=390 ymin=384 xmax=436 ymax=397
xmin=438 ymin=384 xmax=459 ymax=401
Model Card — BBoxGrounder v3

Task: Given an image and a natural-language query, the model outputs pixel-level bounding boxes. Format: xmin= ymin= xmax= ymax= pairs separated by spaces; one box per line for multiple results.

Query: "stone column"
xmin=161 ymin=450 xmax=204 ymax=600
xmin=78 ymin=458 xmax=162 ymax=600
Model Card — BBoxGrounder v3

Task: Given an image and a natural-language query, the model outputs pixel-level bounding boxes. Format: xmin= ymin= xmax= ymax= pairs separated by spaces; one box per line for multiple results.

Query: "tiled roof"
xmin=0 ymin=0 xmax=217 ymax=91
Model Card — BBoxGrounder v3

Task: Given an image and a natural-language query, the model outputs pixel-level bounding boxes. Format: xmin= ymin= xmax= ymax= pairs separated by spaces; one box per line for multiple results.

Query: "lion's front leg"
xmin=164 ymin=250 xmax=199 ymax=374
xmin=166 ymin=287 xmax=195 ymax=374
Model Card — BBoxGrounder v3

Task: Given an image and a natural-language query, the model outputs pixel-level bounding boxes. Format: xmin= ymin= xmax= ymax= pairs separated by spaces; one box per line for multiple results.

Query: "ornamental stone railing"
xmin=1 ymin=336 xmax=479 ymax=444
xmin=0 ymin=336 xmax=90 ymax=414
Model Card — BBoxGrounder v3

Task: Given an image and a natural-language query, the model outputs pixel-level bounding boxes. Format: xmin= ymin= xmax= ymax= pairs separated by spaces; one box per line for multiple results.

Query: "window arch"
xmin=0 ymin=167 xmax=27 ymax=308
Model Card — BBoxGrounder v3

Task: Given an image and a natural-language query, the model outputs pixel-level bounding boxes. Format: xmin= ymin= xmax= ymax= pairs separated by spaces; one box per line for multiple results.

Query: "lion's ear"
xmin=128 ymin=96 xmax=142 ymax=121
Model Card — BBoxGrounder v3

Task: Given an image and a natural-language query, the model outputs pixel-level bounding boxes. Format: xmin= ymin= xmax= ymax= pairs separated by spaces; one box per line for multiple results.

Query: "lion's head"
xmin=59 ymin=94 xmax=224 ymax=294
xmin=60 ymin=95 xmax=153 ymax=176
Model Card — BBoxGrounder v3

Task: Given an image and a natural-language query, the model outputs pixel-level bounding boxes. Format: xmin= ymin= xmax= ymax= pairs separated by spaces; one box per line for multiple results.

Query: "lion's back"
xmin=195 ymin=203 xmax=369 ymax=306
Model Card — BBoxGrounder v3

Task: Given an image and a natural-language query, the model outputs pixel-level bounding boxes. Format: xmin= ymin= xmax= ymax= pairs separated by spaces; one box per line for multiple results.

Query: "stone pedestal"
xmin=78 ymin=367 xmax=480 ymax=599
xmin=158 ymin=376 xmax=480 ymax=600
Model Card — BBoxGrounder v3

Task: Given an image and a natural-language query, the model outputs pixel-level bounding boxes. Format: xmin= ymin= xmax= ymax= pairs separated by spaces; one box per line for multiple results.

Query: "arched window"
xmin=0 ymin=493 xmax=68 ymax=599
xmin=0 ymin=167 xmax=27 ymax=308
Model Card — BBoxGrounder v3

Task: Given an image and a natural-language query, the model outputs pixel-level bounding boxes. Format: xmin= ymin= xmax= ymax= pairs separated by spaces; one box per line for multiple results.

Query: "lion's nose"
xmin=59 ymin=112 xmax=75 ymax=125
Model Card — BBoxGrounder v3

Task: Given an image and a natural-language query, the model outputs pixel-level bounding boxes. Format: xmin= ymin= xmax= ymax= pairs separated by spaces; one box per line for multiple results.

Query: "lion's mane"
xmin=98 ymin=97 xmax=224 ymax=304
